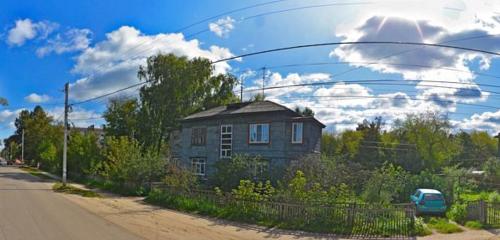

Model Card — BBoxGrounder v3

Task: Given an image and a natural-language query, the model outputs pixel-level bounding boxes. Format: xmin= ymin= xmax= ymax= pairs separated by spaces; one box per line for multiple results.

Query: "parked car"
xmin=0 ymin=158 xmax=7 ymax=166
xmin=410 ymin=188 xmax=447 ymax=215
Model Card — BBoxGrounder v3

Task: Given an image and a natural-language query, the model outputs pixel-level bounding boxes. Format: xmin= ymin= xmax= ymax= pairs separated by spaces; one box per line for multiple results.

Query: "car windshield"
xmin=424 ymin=194 xmax=444 ymax=201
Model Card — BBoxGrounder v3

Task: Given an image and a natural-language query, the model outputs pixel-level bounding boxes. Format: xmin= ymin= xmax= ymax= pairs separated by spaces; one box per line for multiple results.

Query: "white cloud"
xmin=331 ymin=16 xmax=500 ymax=105
xmin=209 ymin=16 xmax=235 ymax=37
xmin=36 ymin=28 xmax=92 ymax=57
xmin=70 ymin=26 xmax=234 ymax=100
xmin=24 ymin=93 xmax=50 ymax=103
xmin=0 ymin=109 xmax=24 ymax=130
xmin=453 ymin=110 xmax=500 ymax=134
xmin=6 ymin=19 xmax=59 ymax=46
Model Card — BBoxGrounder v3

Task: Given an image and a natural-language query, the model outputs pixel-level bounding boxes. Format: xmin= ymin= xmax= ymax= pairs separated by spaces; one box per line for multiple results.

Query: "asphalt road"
xmin=0 ymin=166 xmax=143 ymax=240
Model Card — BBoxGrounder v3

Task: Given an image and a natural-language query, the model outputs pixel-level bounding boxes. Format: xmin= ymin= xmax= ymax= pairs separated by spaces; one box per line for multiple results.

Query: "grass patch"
xmin=426 ymin=217 xmax=463 ymax=234
xmin=52 ymin=182 xmax=101 ymax=198
xmin=414 ymin=217 xmax=432 ymax=236
xmin=464 ymin=220 xmax=484 ymax=229
xmin=20 ymin=166 xmax=53 ymax=181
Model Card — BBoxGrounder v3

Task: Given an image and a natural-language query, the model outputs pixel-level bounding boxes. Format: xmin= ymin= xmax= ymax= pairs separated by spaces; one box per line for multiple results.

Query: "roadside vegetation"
xmin=1 ymin=54 xmax=499 ymax=236
xmin=52 ymin=182 xmax=101 ymax=198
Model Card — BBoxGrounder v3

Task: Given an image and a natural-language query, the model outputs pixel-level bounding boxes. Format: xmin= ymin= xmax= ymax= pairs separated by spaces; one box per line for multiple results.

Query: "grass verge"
xmin=426 ymin=217 xmax=463 ymax=234
xmin=52 ymin=182 xmax=101 ymax=198
xmin=464 ymin=220 xmax=484 ymax=229
xmin=19 ymin=166 xmax=53 ymax=181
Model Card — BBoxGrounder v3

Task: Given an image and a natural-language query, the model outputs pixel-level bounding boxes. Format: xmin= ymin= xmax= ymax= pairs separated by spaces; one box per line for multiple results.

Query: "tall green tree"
xmin=137 ymin=54 xmax=238 ymax=149
xmin=103 ymin=98 xmax=139 ymax=138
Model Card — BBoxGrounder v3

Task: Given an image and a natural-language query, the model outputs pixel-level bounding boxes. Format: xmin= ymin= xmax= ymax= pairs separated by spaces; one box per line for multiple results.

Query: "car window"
xmin=414 ymin=190 xmax=421 ymax=197
xmin=424 ymin=194 xmax=443 ymax=201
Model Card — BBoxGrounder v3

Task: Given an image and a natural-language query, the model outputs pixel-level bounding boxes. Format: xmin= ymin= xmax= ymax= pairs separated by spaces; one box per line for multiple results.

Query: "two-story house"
xmin=170 ymin=100 xmax=325 ymax=178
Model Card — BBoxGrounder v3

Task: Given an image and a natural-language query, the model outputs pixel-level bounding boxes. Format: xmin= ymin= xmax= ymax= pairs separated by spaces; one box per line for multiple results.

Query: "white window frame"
xmin=249 ymin=123 xmax=270 ymax=144
xmin=220 ymin=124 xmax=232 ymax=158
xmin=253 ymin=160 xmax=269 ymax=178
xmin=291 ymin=122 xmax=303 ymax=144
xmin=191 ymin=158 xmax=206 ymax=176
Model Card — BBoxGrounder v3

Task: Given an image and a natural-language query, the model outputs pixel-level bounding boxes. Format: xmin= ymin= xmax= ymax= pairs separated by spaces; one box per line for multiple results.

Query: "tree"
xmin=250 ymin=93 xmax=265 ymax=102
xmin=103 ymin=98 xmax=139 ymax=138
xmin=137 ymin=54 xmax=238 ymax=150
xmin=68 ymin=131 xmax=103 ymax=178
xmin=294 ymin=106 xmax=315 ymax=117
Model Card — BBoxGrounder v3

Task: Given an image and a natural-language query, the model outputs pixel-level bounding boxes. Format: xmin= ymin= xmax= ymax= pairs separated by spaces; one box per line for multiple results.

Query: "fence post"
xmin=479 ymin=200 xmax=487 ymax=224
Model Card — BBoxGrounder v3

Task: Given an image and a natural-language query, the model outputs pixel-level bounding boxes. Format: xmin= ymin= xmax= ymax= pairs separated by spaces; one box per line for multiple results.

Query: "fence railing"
xmin=152 ymin=185 xmax=416 ymax=237
xmin=466 ymin=200 xmax=500 ymax=227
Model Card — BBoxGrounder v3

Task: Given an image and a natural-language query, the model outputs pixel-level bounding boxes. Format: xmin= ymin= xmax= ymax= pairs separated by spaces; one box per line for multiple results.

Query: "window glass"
xmin=249 ymin=123 xmax=269 ymax=143
xmin=191 ymin=127 xmax=206 ymax=146
xmin=191 ymin=158 xmax=206 ymax=176
xmin=292 ymin=122 xmax=303 ymax=143
xmin=424 ymin=194 xmax=444 ymax=201
xmin=220 ymin=125 xmax=232 ymax=158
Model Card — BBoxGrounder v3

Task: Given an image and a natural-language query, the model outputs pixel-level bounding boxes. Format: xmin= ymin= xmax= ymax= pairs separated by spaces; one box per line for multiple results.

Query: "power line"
xmin=277 ymin=94 xmax=500 ymax=110
xmin=235 ymin=61 xmax=500 ymax=81
xmin=212 ymin=41 xmax=500 ymax=64
xmin=68 ymin=41 xmax=500 ymax=107
xmin=242 ymin=79 xmax=500 ymax=96
xmin=185 ymin=1 xmax=374 ymax=39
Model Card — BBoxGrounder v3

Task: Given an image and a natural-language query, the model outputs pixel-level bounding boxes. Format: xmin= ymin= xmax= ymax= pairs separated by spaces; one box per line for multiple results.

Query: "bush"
xmin=427 ymin=217 xmax=463 ymax=234
xmin=465 ymin=220 xmax=483 ymax=229
xmin=446 ymin=203 xmax=467 ymax=224
xmin=414 ymin=217 xmax=432 ymax=236
xmin=488 ymin=191 xmax=500 ymax=203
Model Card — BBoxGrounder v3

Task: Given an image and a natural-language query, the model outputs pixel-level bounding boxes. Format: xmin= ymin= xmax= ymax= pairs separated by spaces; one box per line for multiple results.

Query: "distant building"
xmin=170 ymin=101 xmax=325 ymax=179
xmin=72 ymin=125 xmax=105 ymax=143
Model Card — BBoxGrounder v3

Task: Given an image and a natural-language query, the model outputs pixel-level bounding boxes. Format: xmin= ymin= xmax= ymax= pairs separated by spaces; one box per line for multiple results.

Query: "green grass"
xmin=426 ymin=217 xmax=463 ymax=234
xmin=145 ymin=189 xmax=416 ymax=237
xmin=464 ymin=220 xmax=484 ymax=229
xmin=52 ymin=182 xmax=101 ymax=198
xmin=20 ymin=166 xmax=53 ymax=180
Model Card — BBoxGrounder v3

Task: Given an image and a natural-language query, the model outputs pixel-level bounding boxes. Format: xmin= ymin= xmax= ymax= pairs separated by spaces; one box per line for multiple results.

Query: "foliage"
xmin=446 ymin=203 xmax=467 ymax=224
xmin=137 ymin=53 xmax=238 ymax=149
xmin=362 ymin=163 xmax=408 ymax=204
xmin=211 ymin=154 xmax=268 ymax=191
xmin=414 ymin=217 xmax=432 ymax=236
xmin=101 ymin=136 xmax=165 ymax=189
xmin=164 ymin=163 xmax=198 ymax=191
xmin=465 ymin=220 xmax=484 ymax=229
xmin=232 ymin=180 xmax=275 ymax=202
xmin=67 ymin=131 xmax=103 ymax=178
xmin=38 ymin=140 xmax=58 ymax=173
xmin=294 ymin=106 xmax=314 ymax=117
xmin=103 ymin=98 xmax=139 ymax=138
xmin=52 ymin=182 xmax=101 ymax=198
xmin=426 ymin=217 xmax=463 ymax=234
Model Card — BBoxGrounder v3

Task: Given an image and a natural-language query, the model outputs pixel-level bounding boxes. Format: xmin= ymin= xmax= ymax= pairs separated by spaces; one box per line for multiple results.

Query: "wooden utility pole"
xmin=21 ymin=129 xmax=24 ymax=163
xmin=63 ymin=83 xmax=69 ymax=184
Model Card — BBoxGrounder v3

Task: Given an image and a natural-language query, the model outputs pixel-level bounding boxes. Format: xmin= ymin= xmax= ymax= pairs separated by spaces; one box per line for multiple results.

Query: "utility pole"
xmin=21 ymin=129 xmax=24 ymax=164
xmin=261 ymin=67 xmax=266 ymax=97
xmin=63 ymin=83 xmax=69 ymax=184
xmin=495 ymin=132 xmax=500 ymax=159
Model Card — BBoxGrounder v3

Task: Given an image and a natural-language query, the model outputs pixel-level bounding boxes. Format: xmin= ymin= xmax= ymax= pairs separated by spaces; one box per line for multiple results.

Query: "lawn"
xmin=52 ymin=182 xmax=101 ymax=198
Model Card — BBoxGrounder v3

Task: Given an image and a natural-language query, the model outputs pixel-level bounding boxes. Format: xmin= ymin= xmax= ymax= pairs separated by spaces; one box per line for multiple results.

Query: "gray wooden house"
xmin=170 ymin=101 xmax=325 ymax=178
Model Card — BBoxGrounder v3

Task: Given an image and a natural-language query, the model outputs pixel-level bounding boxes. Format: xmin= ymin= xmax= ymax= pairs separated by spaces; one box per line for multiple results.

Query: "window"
xmin=191 ymin=127 xmax=206 ymax=146
xmin=249 ymin=123 xmax=269 ymax=144
xmin=220 ymin=125 xmax=232 ymax=158
xmin=424 ymin=194 xmax=444 ymax=201
xmin=191 ymin=158 xmax=206 ymax=176
xmin=292 ymin=122 xmax=303 ymax=143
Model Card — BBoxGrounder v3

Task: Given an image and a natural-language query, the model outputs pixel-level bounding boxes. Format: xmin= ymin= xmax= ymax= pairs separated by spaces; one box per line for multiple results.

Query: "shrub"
xmin=427 ymin=217 xmax=463 ymax=234
xmin=488 ymin=191 xmax=500 ymax=203
xmin=465 ymin=220 xmax=483 ymax=229
xmin=446 ymin=203 xmax=467 ymax=224
xmin=164 ymin=164 xmax=198 ymax=191
xmin=414 ymin=217 xmax=432 ymax=236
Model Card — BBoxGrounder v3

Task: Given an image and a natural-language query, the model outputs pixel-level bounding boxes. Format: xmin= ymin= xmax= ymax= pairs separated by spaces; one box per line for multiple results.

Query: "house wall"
xmin=171 ymin=111 xmax=323 ymax=178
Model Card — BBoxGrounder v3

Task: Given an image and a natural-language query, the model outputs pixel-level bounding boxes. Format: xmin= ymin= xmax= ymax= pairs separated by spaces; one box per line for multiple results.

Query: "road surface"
xmin=0 ymin=166 xmax=143 ymax=240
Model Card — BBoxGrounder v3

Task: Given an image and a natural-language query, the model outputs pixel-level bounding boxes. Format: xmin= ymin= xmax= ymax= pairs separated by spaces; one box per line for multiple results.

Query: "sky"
xmin=1 ymin=0 xmax=500 ymax=142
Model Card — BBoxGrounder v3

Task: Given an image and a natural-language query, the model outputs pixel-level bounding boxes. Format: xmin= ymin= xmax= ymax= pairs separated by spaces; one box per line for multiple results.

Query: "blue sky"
xmin=1 ymin=0 xmax=500 ymax=142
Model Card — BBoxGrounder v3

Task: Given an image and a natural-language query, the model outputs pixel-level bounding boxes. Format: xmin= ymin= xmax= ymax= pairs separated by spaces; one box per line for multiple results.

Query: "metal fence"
xmin=154 ymin=186 xmax=416 ymax=237
xmin=466 ymin=200 xmax=500 ymax=227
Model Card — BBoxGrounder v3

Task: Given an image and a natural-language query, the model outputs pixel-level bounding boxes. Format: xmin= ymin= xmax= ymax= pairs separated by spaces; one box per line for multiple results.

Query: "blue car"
xmin=410 ymin=189 xmax=447 ymax=215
